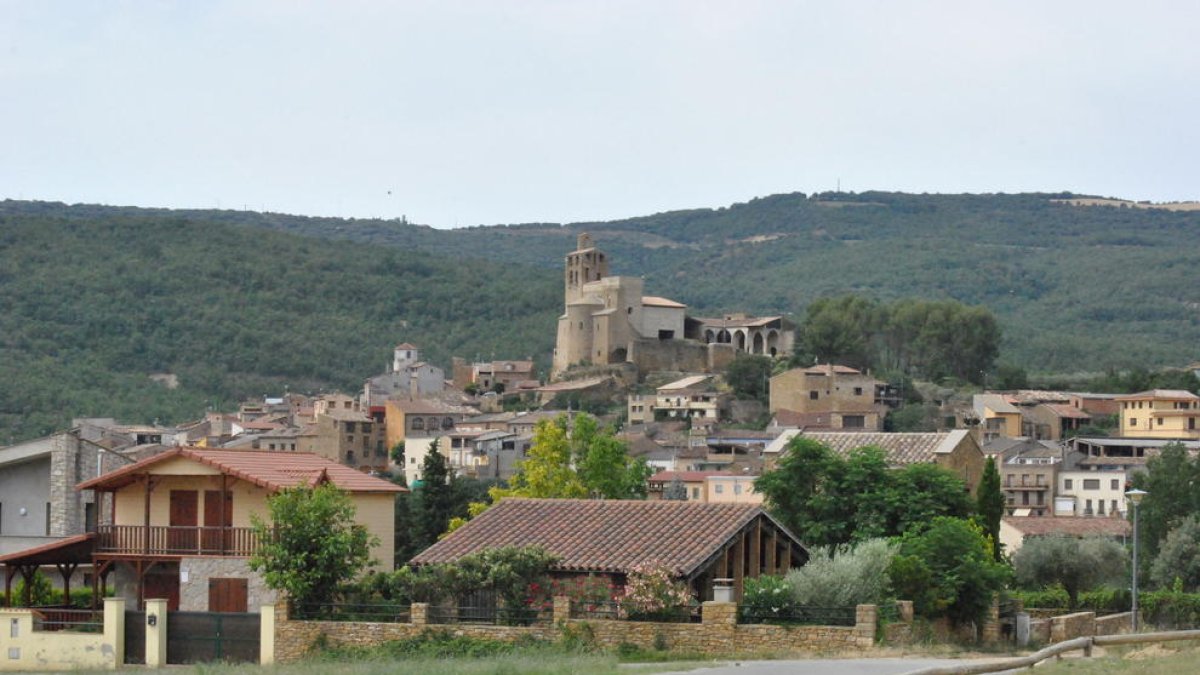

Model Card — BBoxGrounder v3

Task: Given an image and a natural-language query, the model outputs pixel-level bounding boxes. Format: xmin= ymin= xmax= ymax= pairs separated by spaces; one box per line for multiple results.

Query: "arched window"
xmin=411 ymin=417 xmax=425 ymax=430
xmin=442 ymin=417 xmax=454 ymax=430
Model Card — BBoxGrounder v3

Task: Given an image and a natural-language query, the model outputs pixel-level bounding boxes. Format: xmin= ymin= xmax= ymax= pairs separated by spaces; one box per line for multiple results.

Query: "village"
xmin=1 ymin=234 xmax=1199 ymax=671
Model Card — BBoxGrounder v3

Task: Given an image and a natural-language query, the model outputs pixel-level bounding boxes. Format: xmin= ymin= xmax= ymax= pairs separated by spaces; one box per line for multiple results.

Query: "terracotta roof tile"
xmin=76 ymin=447 xmax=406 ymax=494
xmin=411 ymin=498 xmax=792 ymax=576
xmin=1004 ymin=516 xmax=1131 ymax=538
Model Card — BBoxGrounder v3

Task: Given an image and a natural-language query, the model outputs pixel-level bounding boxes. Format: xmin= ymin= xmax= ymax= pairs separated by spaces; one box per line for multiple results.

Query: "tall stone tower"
xmin=563 ymin=233 xmax=608 ymax=306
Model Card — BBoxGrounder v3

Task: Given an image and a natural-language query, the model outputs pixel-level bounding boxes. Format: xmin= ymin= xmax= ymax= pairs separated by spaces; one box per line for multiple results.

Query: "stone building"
xmin=769 ymin=364 xmax=888 ymax=431
xmin=551 ymin=234 xmax=791 ymax=380
xmin=362 ymin=344 xmax=446 ymax=408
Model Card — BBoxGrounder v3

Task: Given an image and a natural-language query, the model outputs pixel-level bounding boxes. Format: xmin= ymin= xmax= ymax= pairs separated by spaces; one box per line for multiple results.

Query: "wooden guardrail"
xmin=902 ymin=630 xmax=1200 ymax=675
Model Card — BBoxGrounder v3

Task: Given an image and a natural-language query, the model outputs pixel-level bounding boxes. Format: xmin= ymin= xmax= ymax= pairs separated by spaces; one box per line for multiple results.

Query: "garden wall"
xmin=271 ymin=600 xmax=878 ymax=663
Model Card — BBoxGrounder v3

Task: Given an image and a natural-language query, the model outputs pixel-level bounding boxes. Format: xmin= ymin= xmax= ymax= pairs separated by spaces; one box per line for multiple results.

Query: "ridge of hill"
xmin=2 ymin=191 xmax=1198 ymax=442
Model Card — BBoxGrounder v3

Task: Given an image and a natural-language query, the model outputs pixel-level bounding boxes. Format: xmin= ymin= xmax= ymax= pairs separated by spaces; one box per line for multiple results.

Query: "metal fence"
xmin=426 ymin=605 xmax=548 ymax=626
xmin=569 ymin=600 xmax=697 ymax=623
xmin=31 ymin=608 xmax=104 ymax=633
xmin=291 ymin=602 xmax=412 ymax=623
xmin=739 ymin=605 xmax=857 ymax=626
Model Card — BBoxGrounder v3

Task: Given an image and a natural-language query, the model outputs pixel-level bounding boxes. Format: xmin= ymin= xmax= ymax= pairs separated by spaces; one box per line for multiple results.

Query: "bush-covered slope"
xmin=0 ymin=203 xmax=558 ymax=441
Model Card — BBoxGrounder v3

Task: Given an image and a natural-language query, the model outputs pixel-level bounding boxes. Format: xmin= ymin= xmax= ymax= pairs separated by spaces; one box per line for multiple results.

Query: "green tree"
xmin=1149 ymin=515 xmax=1200 ymax=591
xmin=799 ymin=294 xmax=883 ymax=369
xmin=416 ymin=440 xmax=455 ymax=548
xmin=724 ymin=354 xmax=774 ymax=403
xmin=756 ymin=436 xmax=970 ymax=547
xmin=888 ymin=517 xmax=1010 ymax=626
xmin=1130 ymin=442 xmax=1200 ymax=560
xmin=249 ymin=483 xmax=377 ymax=608
xmin=975 ymin=457 xmax=1005 ymax=561
xmin=1013 ymin=536 xmax=1128 ymax=609
xmin=507 ymin=417 xmax=587 ymax=498
xmin=572 ymin=413 xmax=651 ymax=498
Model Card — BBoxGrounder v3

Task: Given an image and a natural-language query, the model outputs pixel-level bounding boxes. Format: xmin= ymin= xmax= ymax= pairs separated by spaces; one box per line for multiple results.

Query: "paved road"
xmin=649 ymin=657 xmax=1014 ymax=675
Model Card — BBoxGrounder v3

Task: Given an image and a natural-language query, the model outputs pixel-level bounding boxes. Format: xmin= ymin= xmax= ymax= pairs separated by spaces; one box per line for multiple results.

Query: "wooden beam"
xmin=143 ymin=476 xmax=152 ymax=554
xmin=220 ymin=474 xmax=228 ymax=555
xmin=781 ymin=540 xmax=792 ymax=573
xmin=765 ymin=522 xmax=777 ymax=575
xmin=716 ymin=544 xmax=729 ymax=579
xmin=749 ymin=518 xmax=761 ymax=578
xmin=732 ymin=530 xmax=745 ymax=599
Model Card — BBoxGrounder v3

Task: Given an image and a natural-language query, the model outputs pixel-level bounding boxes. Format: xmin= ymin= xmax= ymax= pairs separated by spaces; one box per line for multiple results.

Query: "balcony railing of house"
xmin=96 ymin=525 xmax=260 ymax=556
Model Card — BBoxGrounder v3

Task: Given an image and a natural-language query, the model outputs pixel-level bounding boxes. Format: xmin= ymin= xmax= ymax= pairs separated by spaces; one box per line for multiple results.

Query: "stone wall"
xmin=272 ymin=600 xmax=877 ymax=664
xmin=628 ymin=338 xmax=710 ymax=376
xmin=1049 ymin=611 xmax=1096 ymax=643
xmin=1094 ymin=612 xmax=1132 ymax=636
xmin=179 ymin=557 xmax=279 ymax=612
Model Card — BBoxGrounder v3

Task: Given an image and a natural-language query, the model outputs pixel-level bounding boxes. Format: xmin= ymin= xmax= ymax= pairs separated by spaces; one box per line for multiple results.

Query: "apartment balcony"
xmin=1004 ymin=484 xmax=1050 ymax=491
xmin=96 ymin=525 xmax=260 ymax=557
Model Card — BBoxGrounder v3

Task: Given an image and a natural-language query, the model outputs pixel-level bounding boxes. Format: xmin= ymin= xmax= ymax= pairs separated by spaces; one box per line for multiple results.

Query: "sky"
xmin=2 ymin=1 xmax=1198 ymax=229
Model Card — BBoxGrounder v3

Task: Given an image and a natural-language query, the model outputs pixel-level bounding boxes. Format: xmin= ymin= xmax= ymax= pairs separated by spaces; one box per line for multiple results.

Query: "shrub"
xmin=1140 ymin=580 xmax=1200 ymax=630
xmin=1013 ymin=536 xmax=1127 ymax=608
xmin=1150 ymin=515 xmax=1200 ymax=592
xmin=785 ymin=538 xmax=897 ymax=607
xmin=888 ymin=517 xmax=1009 ymax=626
xmin=742 ymin=575 xmax=801 ymax=618
xmin=618 ymin=561 xmax=694 ymax=620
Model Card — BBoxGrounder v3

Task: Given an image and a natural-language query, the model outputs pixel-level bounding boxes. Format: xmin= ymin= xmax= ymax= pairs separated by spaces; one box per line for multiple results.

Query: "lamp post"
xmin=1125 ymin=488 xmax=1147 ymax=632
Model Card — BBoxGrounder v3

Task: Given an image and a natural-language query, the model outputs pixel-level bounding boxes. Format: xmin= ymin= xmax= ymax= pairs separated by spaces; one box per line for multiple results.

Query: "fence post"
xmin=855 ymin=604 xmax=878 ymax=648
xmin=103 ymin=597 xmax=126 ymax=669
xmin=411 ymin=602 xmax=428 ymax=626
xmin=982 ymin=594 xmax=1002 ymax=644
xmin=260 ymin=604 xmax=275 ymax=665
xmin=553 ymin=595 xmax=571 ymax=624
xmin=145 ymin=598 xmax=169 ymax=667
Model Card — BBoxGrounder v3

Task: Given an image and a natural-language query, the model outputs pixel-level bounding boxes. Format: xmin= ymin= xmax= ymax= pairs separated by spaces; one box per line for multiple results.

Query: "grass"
xmin=1030 ymin=640 xmax=1200 ymax=674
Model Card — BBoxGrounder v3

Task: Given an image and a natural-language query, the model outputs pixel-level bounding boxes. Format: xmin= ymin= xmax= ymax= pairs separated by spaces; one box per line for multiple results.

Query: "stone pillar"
xmin=981 ymin=595 xmax=1001 ymax=644
xmin=145 ymin=598 xmax=169 ymax=667
xmin=896 ymin=600 xmax=914 ymax=623
xmin=855 ymin=604 xmax=878 ymax=647
xmin=553 ymin=596 xmax=571 ymax=624
xmin=103 ymin=597 xmax=126 ymax=668
xmin=411 ymin=602 xmax=428 ymax=626
xmin=260 ymin=604 xmax=275 ymax=665
xmin=702 ymin=601 xmax=738 ymax=626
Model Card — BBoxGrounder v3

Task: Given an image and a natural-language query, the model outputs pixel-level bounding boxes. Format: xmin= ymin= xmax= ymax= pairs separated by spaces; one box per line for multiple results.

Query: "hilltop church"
xmin=551 ymin=234 xmax=794 ymax=380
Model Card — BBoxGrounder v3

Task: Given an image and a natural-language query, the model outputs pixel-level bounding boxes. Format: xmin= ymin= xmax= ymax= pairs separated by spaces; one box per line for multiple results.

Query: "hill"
xmin=2 ymin=191 xmax=1198 ymax=442
xmin=233 ymin=191 xmax=1200 ymax=373
xmin=0 ymin=202 xmax=559 ymax=442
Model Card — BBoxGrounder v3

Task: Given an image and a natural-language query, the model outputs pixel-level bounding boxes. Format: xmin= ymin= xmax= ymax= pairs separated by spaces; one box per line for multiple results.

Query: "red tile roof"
xmin=648 ymin=471 xmax=735 ymax=483
xmin=75 ymin=447 xmax=406 ymax=494
xmin=411 ymin=498 xmax=799 ymax=577
xmin=1004 ymin=516 xmax=1131 ymax=538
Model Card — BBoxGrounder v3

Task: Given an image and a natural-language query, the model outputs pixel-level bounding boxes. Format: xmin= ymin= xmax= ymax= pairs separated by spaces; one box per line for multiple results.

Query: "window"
xmin=1111 ymin=499 xmax=1118 ymax=513
xmin=1036 ymin=474 xmax=1045 ymax=486
xmin=1111 ymin=479 xmax=1120 ymax=490
xmin=412 ymin=417 xmax=425 ymax=430
xmin=1086 ymin=499 xmax=1093 ymax=514
xmin=345 ymin=422 xmax=356 ymax=433
xmin=1064 ymin=479 xmax=1073 ymax=490
xmin=1022 ymin=492 xmax=1029 ymax=505
xmin=854 ymin=387 xmax=863 ymax=396
xmin=1083 ymin=479 xmax=1100 ymax=490
xmin=733 ymin=483 xmax=743 ymax=495
xmin=714 ymin=484 xmax=724 ymax=494
xmin=1036 ymin=492 xmax=1044 ymax=506
xmin=45 ymin=503 xmax=51 ymax=535
xmin=1157 ymin=418 xmax=1164 ymax=426
xmin=1098 ymin=500 xmax=1105 ymax=515
xmin=843 ymin=415 xmax=865 ymax=429
xmin=1130 ymin=418 xmax=1137 ymax=426
xmin=346 ymin=451 xmax=356 ymax=462
xmin=809 ymin=391 xmax=819 ymax=400
xmin=690 ymin=488 xmax=699 ymax=499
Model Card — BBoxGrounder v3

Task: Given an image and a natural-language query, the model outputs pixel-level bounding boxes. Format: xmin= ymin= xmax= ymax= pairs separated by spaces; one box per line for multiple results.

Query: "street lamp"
xmin=1125 ymin=488 xmax=1148 ymax=632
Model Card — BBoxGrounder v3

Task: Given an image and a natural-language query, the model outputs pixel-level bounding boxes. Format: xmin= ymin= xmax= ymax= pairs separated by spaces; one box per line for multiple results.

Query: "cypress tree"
xmin=976 ymin=456 xmax=1005 ymax=561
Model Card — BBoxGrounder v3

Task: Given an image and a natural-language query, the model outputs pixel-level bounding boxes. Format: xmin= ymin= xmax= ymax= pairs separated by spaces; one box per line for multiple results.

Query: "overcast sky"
xmin=3 ymin=1 xmax=1197 ymax=228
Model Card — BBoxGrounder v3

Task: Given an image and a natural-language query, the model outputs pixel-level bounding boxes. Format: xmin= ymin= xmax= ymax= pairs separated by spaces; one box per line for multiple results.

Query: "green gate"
xmin=166 ymin=611 xmax=260 ymax=664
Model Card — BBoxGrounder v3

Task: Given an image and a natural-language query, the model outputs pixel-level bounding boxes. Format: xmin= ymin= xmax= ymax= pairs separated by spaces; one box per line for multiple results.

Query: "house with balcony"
xmin=986 ymin=438 xmax=1061 ymax=516
xmin=1 ymin=448 xmax=404 ymax=613
xmin=769 ymin=364 xmax=888 ymax=431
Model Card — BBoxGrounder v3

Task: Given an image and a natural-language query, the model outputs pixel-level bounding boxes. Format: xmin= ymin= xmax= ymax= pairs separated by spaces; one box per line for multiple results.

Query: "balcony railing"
xmin=96 ymin=525 xmax=260 ymax=556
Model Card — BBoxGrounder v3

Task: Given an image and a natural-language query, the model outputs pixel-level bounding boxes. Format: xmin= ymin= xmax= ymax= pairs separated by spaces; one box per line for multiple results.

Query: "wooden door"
xmin=208 ymin=578 xmax=248 ymax=613
xmin=168 ymin=491 xmax=198 ymax=553
xmin=143 ymin=572 xmax=181 ymax=611
xmin=202 ymin=490 xmax=233 ymax=553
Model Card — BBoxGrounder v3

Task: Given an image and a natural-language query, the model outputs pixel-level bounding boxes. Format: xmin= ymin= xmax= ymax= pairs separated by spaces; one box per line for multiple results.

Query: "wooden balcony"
xmin=96 ymin=525 xmax=260 ymax=557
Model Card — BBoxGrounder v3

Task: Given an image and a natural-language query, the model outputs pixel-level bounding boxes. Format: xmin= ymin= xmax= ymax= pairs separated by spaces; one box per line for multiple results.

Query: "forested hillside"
xmin=0 ymin=203 xmax=558 ymax=442
xmin=3 ymin=191 xmax=1198 ymax=442
xmin=227 ymin=191 xmax=1200 ymax=373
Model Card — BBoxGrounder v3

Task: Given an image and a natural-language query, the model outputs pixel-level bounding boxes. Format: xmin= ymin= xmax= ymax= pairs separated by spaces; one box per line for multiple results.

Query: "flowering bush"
xmin=525 ymin=574 xmax=620 ymax=613
xmin=618 ymin=560 xmax=695 ymax=620
xmin=741 ymin=575 xmax=801 ymax=618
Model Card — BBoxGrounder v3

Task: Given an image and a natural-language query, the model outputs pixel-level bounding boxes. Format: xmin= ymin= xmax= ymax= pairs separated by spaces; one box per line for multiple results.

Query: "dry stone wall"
xmin=272 ymin=600 xmax=878 ymax=663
